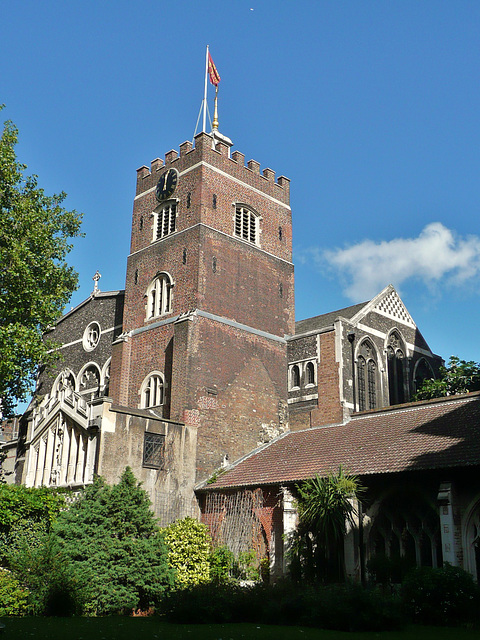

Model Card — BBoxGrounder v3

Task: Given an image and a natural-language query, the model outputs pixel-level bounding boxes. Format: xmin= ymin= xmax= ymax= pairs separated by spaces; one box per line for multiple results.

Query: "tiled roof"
xmin=203 ymin=393 xmax=480 ymax=490
xmin=295 ymin=301 xmax=367 ymax=335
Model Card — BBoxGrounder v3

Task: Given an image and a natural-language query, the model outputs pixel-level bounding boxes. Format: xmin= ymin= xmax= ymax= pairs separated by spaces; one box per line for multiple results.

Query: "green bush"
xmin=161 ymin=517 xmax=211 ymax=588
xmin=367 ymin=553 xmax=414 ymax=585
xmin=0 ymin=484 xmax=65 ymax=566
xmin=209 ymin=545 xmax=235 ymax=583
xmin=401 ymin=564 xmax=480 ymax=626
xmin=8 ymin=532 xmax=85 ymax=616
xmin=162 ymin=581 xmax=403 ymax=631
xmin=0 ymin=568 xmax=29 ymax=616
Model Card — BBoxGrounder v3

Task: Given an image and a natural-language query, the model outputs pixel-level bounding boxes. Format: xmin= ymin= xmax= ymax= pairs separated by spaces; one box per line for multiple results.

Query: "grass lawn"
xmin=0 ymin=618 xmax=479 ymax=640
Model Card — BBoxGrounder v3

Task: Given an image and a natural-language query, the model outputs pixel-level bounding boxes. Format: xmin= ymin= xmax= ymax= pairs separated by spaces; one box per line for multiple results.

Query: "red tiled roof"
xmin=203 ymin=393 xmax=480 ymax=490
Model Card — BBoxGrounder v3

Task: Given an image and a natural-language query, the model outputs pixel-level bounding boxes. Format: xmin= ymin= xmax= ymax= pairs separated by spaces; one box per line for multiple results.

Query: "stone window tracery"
xmin=357 ymin=340 xmax=377 ymax=411
xmin=79 ymin=364 xmax=101 ymax=398
xmin=145 ymin=273 xmax=173 ymax=319
xmin=83 ymin=322 xmax=101 ymax=352
xmin=387 ymin=331 xmax=407 ymax=405
xmin=141 ymin=373 xmax=165 ymax=408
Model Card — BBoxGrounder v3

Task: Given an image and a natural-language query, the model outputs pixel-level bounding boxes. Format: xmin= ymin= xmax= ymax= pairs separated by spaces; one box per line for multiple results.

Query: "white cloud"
xmin=302 ymin=222 xmax=480 ymax=302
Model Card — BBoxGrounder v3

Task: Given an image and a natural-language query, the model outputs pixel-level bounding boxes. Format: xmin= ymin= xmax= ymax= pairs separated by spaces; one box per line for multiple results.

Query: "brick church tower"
xmin=110 ymin=130 xmax=294 ymax=482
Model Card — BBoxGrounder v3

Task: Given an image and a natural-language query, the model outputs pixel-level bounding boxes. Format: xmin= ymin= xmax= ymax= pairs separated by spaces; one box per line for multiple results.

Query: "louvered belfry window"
xmin=235 ymin=206 xmax=258 ymax=244
xmin=156 ymin=202 xmax=176 ymax=240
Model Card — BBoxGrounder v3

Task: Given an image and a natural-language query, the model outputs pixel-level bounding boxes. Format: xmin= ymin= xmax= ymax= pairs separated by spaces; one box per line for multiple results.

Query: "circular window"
xmin=83 ymin=322 xmax=101 ymax=351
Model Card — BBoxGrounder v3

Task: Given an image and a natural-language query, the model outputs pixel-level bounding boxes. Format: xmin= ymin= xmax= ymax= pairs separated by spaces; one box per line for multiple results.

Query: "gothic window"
xmin=143 ymin=432 xmax=165 ymax=469
xmin=79 ymin=364 xmax=101 ymax=397
xmin=356 ymin=340 xmax=377 ymax=411
xmin=146 ymin=273 xmax=173 ymax=319
xmin=368 ymin=490 xmax=442 ymax=575
xmin=291 ymin=365 xmax=300 ymax=389
xmin=387 ymin=331 xmax=407 ymax=405
xmin=414 ymin=358 xmax=435 ymax=394
xmin=234 ymin=205 xmax=259 ymax=244
xmin=141 ymin=373 xmax=165 ymax=408
xmin=154 ymin=201 xmax=177 ymax=240
xmin=306 ymin=361 xmax=315 ymax=386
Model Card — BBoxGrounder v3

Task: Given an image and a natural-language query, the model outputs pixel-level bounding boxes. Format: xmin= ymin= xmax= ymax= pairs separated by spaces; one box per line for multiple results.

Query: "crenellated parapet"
xmin=136 ymin=131 xmax=290 ymax=204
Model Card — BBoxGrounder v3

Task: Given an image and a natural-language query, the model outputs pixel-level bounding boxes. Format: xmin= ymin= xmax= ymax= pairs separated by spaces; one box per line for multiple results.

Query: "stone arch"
xmin=77 ymin=362 xmax=101 ymax=398
xmin=463 ymin=496 xmax=480 ymax=581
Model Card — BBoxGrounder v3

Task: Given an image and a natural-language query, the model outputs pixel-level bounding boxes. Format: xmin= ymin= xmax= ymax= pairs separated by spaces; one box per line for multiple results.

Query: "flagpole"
xmin=203 ymin=45 xmax=209 ymax=132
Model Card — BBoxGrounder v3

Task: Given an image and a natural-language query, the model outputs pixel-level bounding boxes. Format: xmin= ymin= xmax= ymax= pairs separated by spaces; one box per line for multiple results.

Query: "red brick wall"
xmin=110 ymin=131 xmax=292 ymax=481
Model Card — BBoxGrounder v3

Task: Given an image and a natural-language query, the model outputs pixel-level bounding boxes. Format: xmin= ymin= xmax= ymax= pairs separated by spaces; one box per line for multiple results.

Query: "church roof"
xmin=295 ymin=301 xmax=367 ymax=335
xmin=202 ymin=392 xmax=480 ymax=490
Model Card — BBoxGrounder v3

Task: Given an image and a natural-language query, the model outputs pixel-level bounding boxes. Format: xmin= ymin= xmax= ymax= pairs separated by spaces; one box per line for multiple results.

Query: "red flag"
xmin=208 ymin=52 xmax=221 ymax=86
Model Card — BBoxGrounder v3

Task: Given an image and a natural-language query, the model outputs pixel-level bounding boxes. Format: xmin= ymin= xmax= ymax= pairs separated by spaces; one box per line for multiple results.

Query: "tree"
xmin=0 ymin=108 xmax=83 ymax=416
xmin=291 ymin=468 xmax=363 ymax=583
xmin=414 ymin=356 xmax=480 ymax=401
xmin=50 ymin=468 xmax=174 ymax=614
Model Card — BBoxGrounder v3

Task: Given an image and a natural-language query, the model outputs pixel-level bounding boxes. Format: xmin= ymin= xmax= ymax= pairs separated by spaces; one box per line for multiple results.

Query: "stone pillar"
xmin=437 ymin=482 xmax=459 ymax=566
xmin=25 ymin=443 xmax=38 ymax=487
xmin=281 ymin=486 xmax=297 ymax=575
xmin=59 ymin=421 xmax=70 ymax=486
xmin=35 ymin=436 xmax=47 ymax=487
xmin=75 ymin=434 xmax=86 ymax=484
xmin=67 ymin=430 xmax=78 ymax=484
xmin=344 ymin=497 xmax=359 ymax=581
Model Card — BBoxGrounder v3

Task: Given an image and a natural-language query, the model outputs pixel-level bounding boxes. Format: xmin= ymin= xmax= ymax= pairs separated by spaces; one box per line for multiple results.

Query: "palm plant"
xmin=293 ymin=467 xmax=364 ymax=583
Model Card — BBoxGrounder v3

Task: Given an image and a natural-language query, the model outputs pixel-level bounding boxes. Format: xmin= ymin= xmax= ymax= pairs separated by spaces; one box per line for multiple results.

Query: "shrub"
xmin=401 ymin=564 xmax=480 ymax=626
xmin=8 ymin=532 xmax=85 ymax=616
xmin=0 ymin=484 xmax=65 ymax=566
xmin=161 ymin=517 xmax=211 ymax=588
xmin=162 ymin=581 xmax=403 ymax=631
xmin=209 ymin=545 xmax=235 ymax=583
xmin=0 ymin=568 xmax=29 ymax=616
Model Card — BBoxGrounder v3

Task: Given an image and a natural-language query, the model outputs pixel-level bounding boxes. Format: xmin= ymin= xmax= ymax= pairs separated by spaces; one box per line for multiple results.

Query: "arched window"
xmin=141 ymin=373 xmax=165 ymax=408
xmin=306 ymin=361 xmax=315 ymax=386
xmin=234 ymin=205 xmax=259 ymax=244
xmin=368 ymin=489 xmax=442 ymax=575
xmin=387 ymin=331 xmax=407 ymax=405
xmin=146 ymin=273 xmax=173 ymax=319
xmin=357 ymin=340 xmax=377 ymax=411
xmin=414 ymin=358 xmax=435 ymax=394
xmin=79 ymin=364 xmax=101 ymax=398
xmin=291 ymin=365 xmax=300 ymax=389
xmin=154 ymin=201 xmax=177 ymax=240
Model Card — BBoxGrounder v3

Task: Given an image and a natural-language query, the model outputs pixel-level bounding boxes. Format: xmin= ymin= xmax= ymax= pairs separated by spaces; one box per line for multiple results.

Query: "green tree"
xmin=19 ymin=468 xmax=175 ymax=615
xmin=291 ymin=468 xmax=363 ymax=583
xmin=414 ymin=356 xmax=480 ymax=401
xmin=0 ymin=108 xmax=83 ymax=416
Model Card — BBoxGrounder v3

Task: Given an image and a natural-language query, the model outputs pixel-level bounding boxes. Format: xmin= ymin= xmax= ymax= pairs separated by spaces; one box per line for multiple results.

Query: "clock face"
xmin=156 ymin=168 xmax=178 ymax=201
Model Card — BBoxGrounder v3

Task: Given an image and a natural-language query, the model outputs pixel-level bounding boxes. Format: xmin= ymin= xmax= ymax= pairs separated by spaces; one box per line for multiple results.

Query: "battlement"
xmin=136 ymin=131 xmax=290 ymax=202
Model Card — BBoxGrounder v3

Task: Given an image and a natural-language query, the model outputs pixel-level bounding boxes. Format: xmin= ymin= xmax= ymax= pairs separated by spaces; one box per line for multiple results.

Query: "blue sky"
xmin=2 ymin=1 xmax=480 ymax=364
